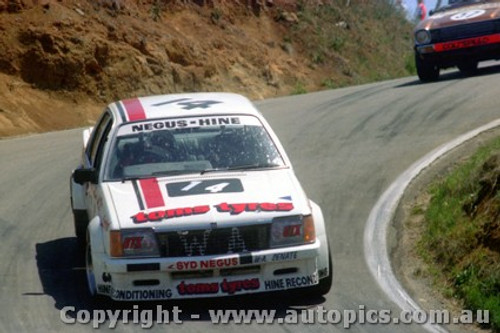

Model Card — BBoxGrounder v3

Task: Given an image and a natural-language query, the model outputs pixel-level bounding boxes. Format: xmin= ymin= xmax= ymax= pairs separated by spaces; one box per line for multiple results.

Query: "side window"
xmin=86 ymin=111 xmax=113 ymax=168
xmin=94 ymin=120 xmax=113 ymax=171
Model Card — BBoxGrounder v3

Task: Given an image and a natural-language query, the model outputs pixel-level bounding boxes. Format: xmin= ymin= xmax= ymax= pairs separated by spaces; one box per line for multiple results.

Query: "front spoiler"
xmin=92 ymin=241 xmax=326 ymax=301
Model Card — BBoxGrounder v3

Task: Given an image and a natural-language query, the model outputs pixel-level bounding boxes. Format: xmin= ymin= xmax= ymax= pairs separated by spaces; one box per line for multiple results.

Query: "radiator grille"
xmin=156 ymin=224 xmax=270 ymax=257
xmin=431 ymin=21 xmax=498 ymax=43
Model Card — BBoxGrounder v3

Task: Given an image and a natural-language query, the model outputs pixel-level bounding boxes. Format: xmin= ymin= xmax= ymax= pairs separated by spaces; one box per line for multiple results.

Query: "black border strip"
xmin=116 ymin=101 xmax=127 ymax=123
xmin=132 ymin=180 xmax=145 ymax=211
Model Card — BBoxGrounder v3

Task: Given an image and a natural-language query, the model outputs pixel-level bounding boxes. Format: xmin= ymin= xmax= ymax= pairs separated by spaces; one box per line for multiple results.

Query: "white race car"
xmin=70 ymin=93 xmax=332 ymax=301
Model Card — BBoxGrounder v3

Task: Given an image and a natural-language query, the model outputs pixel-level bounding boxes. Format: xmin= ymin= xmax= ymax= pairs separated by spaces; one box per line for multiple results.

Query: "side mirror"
xmin=73 ymin=168 xmax=98 ymax=185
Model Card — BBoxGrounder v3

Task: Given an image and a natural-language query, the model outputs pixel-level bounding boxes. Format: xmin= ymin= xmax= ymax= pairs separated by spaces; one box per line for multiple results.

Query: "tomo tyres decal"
xmin=450 ymin=9 xmax=485 ymax=21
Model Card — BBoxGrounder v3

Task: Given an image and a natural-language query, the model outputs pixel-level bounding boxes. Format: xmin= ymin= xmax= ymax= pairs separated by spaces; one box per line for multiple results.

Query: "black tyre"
xmin=415 ymin=53 xmax=440 ymax=82
xmin=73 ymin=209 xmax=88 ymax=247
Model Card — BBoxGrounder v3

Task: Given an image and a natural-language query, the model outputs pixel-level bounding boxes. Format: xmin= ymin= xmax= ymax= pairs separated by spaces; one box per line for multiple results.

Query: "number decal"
xmin=152 ymin=98 xmax=222 ymax=110
xmin=167 ymin=179 xmax=244 ymax=197
xmin=450 ymin=10 xmax=485 ymax=21
xmin=181 ymin=181 xmax=202 ymax=192
xmin=205 ymin=182 xmax=230 ymax=193
xmin=180 ymin=181 xmax=229 ymax=193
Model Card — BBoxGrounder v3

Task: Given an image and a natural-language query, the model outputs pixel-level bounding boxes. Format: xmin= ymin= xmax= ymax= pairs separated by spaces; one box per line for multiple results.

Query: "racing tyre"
xmin=85 ymin=239 xmax=98 ymax=297
xmin=457 ymin=61 xmax=478 ymax=76
xmin=415 ymin=53 xmax=439 ymax=82
xmin=73 ymin=209 xmax=89 ymax=247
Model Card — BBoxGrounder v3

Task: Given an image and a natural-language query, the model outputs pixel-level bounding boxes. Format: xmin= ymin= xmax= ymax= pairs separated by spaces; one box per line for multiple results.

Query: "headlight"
xmin=415 ymin=29 xmax=431 ymax=45
xmin=110 ymin=229 xmax=160 ymax=258
xmin=270 ymin=215 xmax=316 ymax=248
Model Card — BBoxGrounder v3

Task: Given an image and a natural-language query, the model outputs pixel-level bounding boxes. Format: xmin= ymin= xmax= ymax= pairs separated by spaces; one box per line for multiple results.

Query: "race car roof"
xmin=109 ymin=92 xmax=261 ymax=124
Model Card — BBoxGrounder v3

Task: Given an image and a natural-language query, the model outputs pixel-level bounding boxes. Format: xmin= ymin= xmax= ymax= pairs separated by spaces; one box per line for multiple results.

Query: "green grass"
xmin=290 ymin=1 xmax=414 ymax=84
xmin=419 ymin=136 xmax=500 ymax=332
xmin=291 ymin=81 xmax=307 ymax=95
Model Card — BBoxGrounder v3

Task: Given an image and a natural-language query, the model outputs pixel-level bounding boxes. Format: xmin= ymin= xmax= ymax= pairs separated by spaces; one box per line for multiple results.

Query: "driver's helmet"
xmin=150 ymin=130 xmax=176 ymax=150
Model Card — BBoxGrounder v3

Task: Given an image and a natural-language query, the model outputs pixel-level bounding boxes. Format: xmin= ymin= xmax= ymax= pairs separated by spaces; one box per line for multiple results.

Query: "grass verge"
xmin=418 ymin=136 xmax=500 ymax=332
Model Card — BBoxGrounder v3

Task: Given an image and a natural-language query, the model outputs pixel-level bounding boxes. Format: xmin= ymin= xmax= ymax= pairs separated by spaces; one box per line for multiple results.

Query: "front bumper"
xmin=92 ymin=241 xmax=323 ymax=301
xmin=415 ymin=33 xmax=500 ymax=68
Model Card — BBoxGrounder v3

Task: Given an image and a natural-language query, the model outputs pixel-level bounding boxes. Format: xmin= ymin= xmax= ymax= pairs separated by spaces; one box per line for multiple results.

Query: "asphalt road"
xmin=1 ymin=65 xmax=500 ymax=332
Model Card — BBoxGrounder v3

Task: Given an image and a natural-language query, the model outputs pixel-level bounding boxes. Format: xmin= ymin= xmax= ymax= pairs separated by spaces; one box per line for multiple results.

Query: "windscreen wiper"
xmin=200 ymin=163 xmax=283 ymax=175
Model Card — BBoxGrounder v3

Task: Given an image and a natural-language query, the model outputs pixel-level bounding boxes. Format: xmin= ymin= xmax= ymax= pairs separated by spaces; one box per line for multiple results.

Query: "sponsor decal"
xmin=283 ymin=224 xmax=301 ymax=237
xmin=131 ymin=202 xmax=294 ymax=223
xmin=151 ymin=98 xmax=222 ymax=110
xmin=130 ymin=117 xmax=241 ymax=133
xmin=215 ymin=202 xmax=294 ymax=215
xmin=131 ymin=205 xmax=210 ymax=223
xmin=450 ymin=9 xmax=485 ymax=21
xmin=253 ymin=255 xmax=267 ymax=263
xmin=169 ymin=258 xmax=239 ymax=271
xmin=318 ymin=267 xmax=329 ymax=279
xmin=177 ymin=281 xmax=219 ymax=295
xmin=272 ymin=251 xmax=298 ymax=261
xmin=117 ymin=115 xmax=261 ymax=136
xmin=220 ymin=278 xmax=260 ymax=294
xmin=97 ymin=284 xmax=112 ymax=295
xmin=434 ymin=34 xmax=500 ymax=52
xmin=253 ymin=251 xmax=298 ymax=264
xmin=166 ymin=179 xmax=244 ymax=197
xmin=98 ymin=285 xmax=173 ymax=300
xmin=177 ymin=278 xmax=260 ymax=296
xmin=264 ymin=274 xmax=318 ymax=291
xmin=123 ymin=236 xmax=143 ymax=250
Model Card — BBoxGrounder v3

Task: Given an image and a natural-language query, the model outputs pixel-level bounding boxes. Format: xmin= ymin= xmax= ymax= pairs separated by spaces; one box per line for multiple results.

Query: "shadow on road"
xmin=395 ymin=63 xmax=500 ymax=88
xmin=35 ymin=237 xmax=326 ymax=322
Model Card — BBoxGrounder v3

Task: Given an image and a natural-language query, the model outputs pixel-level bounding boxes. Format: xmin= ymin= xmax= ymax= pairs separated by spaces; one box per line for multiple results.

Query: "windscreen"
xmin=436 ymin=0 xmax=498 ymax=10
xmin=104 ymin=115 xmax=285 ymax=181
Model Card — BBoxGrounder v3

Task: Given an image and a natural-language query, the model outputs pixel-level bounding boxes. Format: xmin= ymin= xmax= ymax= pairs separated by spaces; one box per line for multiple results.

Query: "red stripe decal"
xmin=139 ymin=178 xmax=165 ymax=208
xmin=122 ymin=98 xmax=146 ymax=121
xmin=434 ymin=33 xmax=500 ymax=53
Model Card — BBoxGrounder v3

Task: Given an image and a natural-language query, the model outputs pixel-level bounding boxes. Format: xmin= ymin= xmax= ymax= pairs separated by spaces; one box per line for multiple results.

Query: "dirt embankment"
xmin=0 ymin=0 xmax=412 ymax=137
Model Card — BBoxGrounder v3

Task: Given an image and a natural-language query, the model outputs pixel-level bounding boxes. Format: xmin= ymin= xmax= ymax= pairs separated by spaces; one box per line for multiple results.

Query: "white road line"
xmin=364 ymin=118 xmax=500 ymax=333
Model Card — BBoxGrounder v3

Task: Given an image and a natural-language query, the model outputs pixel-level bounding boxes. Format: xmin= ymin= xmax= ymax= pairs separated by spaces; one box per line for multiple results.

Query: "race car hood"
xmin=415 ymin=2 xmax=500 ymax=31
xmin=105 ymin=169 xmax=310 ymax=230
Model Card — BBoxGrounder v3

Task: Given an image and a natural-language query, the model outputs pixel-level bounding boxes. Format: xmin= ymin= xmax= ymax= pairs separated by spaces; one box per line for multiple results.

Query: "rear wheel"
xmin=415 ymin=53 xmax=440 ymax=82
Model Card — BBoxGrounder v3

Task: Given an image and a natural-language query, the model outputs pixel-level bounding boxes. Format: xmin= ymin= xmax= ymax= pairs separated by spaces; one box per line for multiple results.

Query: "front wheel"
xmin=85 ymin=239 xmax=98 ymax=297
xmin=415 ymin=53 xmax=440 ymax=82
xmin=73 ymin=209 xmax=88 ymax=248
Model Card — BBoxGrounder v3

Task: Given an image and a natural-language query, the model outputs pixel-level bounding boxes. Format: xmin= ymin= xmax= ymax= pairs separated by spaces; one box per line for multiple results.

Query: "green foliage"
xmin=419 ymin=135 xmax=500 ymax=332
xmin=150 ymin=0 xmax=162 ymax=21
xmin=321 ymin=78 xmax=336 ymax=89
xmin=404 ymin=53 xmax=416 ymax=74
xmin=211 ymin=8 xmax=222 ymax=24
xmin=288 ymin=0 xmax=414 ymax=86
xmin=291 ymin=81 xmax=307 ymax=95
